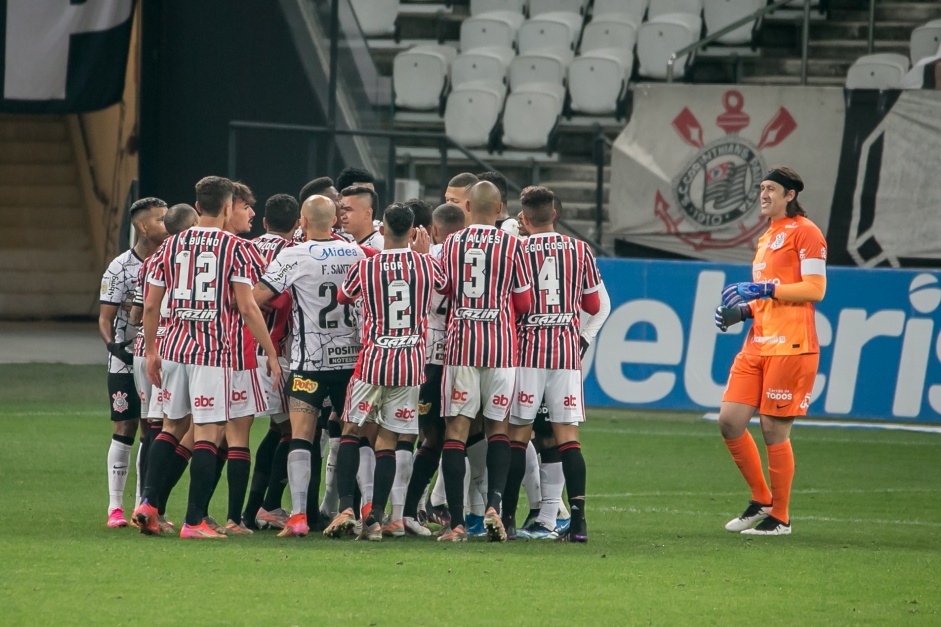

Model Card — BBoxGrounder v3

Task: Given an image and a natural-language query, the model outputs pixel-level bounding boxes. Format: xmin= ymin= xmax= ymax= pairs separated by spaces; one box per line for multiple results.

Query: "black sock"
xmin=404 ymin=446 xmax=440 ymax=518
xmin=328 ymin=420 xmax=342 ymax=438
xmin=207 ymin=447 xmax=227 ymax=505
xmin=141 ymin=432 xmax=178 ymax=507
xmin=306 ymin=431 xmax=323 ymax=519
xmin=137 ymin=422 xmax=160 ymax=487
xmin=185 ymin=441 xmax=219 ymax=526
xmin=159 ymin=444 xmax=191 ymax=516
xmin=559 ymin=441 xmax=586 ymax=519
xmin=336 ymin=435 xmax=361 ymax=513
xmin=226 ymin=447 xmax=251 ymax=524
xmin=262 ymin=436 xmax=290 ymax=511
xmin=243 ymin=427 xmax=280 ymax=523
xmin=368 ymin=449 xmax=396 ymax=525
xmin=441 ymin=439 xmax=466 ymax=529
xmin=502 ymin=440 xmax=528 ymax=523
xmin=485 ymin=434 xmax=511 ymax=512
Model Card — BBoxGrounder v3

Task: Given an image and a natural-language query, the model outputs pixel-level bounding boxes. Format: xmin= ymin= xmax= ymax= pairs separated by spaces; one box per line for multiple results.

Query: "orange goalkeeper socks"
xmin=767 ymin=440 xmax=794 ymax=524
xmin=724 ymin=431 xmax=772 ymax=505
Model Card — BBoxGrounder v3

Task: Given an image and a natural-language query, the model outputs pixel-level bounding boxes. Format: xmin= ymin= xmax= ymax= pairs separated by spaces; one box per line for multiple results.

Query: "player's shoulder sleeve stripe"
xmin=259 ymin=277 xmax=282 ymax=294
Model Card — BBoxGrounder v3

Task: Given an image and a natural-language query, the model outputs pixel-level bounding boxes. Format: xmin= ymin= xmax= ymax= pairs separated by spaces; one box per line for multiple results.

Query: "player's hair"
xmin=264 ymin=194 xmax=300 ymax=233
xmin=520 ymin=186 xmax=556 ymax=226
xmin=433 ymin=203 xmax=466 ymax=232
xmin=448 ymin=172 xmax=478 ymax=190
xmin=383 ymin=203 xmax=415 ymax=239
xmin=341 ymin=185 xmax=378 ymax=214
xmin=766 ymin=166 xmax=807 ymax=218
xmin=404 ymin=198 xmax=433 ymax=228
xmin=232 ymin=181 xmax=256 ymax=207
xmin=336 ymin=166 xmax=375 ymax=191
xmin=476 ymin=170 xmax=508 ymax=204
xmin=195 ymin=176 xmax=235 ymax=217
xmin=299 ymin=176 xmax=335 ymax=203
xmin=164 ymin=203 xmax=199 ymax=235
xmin=128 ymin=197 xmax=167 ymax=224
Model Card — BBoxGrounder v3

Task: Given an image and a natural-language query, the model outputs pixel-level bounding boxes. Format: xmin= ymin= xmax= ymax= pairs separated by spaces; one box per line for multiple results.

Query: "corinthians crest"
xmin=656 ymin=90 xmax=797 ymax=250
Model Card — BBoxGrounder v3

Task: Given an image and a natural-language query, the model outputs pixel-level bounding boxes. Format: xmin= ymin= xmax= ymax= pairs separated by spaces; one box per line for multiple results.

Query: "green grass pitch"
xmin=1 ymin=364 xmax=939 ymax=625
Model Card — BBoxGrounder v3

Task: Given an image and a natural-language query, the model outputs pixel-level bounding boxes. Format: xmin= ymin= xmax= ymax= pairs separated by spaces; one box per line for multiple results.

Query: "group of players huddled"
xmin=99 ymin=167 xmax=610 ymax=542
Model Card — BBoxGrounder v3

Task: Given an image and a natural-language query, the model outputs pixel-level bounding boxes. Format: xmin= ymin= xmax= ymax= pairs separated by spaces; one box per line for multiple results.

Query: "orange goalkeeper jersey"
xmin=742 ymin=215 xmax=827 ymax=356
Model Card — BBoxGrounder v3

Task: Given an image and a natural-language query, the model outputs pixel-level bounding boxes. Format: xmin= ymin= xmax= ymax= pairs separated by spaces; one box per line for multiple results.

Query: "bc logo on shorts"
xmin=112 ymin=391 xmax=129 ymax=413
xmin=292 ymin=377 xmax=318 ymax=393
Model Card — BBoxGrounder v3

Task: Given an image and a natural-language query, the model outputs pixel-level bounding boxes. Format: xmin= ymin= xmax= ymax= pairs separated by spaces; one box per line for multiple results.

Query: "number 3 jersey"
xmin=148 ymin=227 xmax=261 ymax=367
xmin=260 ymin=238 xmax=368 ymax=371
xmin=440 ymin=225 xmax=532 ymax=368
xmin=518 ymin=232 xmax=601 ymax=370
xmin=341 ymin=248 xmax=447 ymax=387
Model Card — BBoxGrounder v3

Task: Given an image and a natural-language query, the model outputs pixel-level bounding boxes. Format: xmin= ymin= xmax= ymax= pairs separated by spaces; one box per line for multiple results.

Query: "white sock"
xmin=391 ymin=448 xmax=413 ymax=522
xmin=537 ymin=461 xmax=564 ymax=528
xmin=107 ymin=438 xmax=132 ymax=512
xmin=463 ymin=458 xmax=473 ymax=517
xmin=523 ymin=441 xmax=541 ymax=511
xmin=319 ymin=437 xmax=340 ymax=515
xmin=319 ymin=432 xmax=328 ymax=458
xmin=134 ymin=440 xmax=144 ymax=509
xmin=467 ymin=438 xmax=488 ymax=516
xmin=418 ymin=483 xmax=429 ymax=514
xmin=430 ymin=460 xmax=447 ymax=507
xmin=558 ymin=501 xmax=570 ymax=520
xmin=357 ymin=445 xmax=375 ymax=507
xmin=287 ymin=448 xmax=311 ymax=515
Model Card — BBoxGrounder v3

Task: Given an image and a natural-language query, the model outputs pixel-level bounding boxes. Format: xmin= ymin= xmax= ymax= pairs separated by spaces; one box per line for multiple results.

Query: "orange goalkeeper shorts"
xmin=722 ymin=352 xmax=819 ymax=418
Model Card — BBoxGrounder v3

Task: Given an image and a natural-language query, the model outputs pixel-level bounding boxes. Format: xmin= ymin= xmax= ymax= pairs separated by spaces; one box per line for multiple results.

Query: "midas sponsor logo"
xmin=375 ymin=334 xmax=420 ymax=348
xmin=518 ymin=392 xmax=535 ymax=405
xmin=563 ymin=395 xmax=579 ymax=407
xmin=765 ymin=388 xmax=792 ymax=401
xmin=451 ymin=389 xmax=468 ymax=402
xmin=492 ymin=394 xmax=510 ymax=407
xmin=231 ymin=390 xmax=248 ymax=402
xmin=454 ymin=307 xmax=499 ymax=321
xmin=418 ymin=402 xmax=432 ymax=415
xmin=194 ymin=395 xmax=215 ymax=408
xmin=176 ymin=308 xmax=218 ymax=322
xmin=524 ymin=313 xmax=574 ymax=326
xmin=292 ymin=377 xmax=318 ymax=393
xmin=395 ymin=407 xmax=416 ymax=420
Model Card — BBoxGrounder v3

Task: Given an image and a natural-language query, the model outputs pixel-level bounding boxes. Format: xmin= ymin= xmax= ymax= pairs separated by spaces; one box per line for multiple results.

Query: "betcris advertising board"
xmin=582 ymin=259 xmax=941 ymax=423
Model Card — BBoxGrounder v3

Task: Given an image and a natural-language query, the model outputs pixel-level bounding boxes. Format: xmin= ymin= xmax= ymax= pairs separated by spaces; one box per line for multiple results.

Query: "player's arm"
xmin=143 ymin=283 xmax=165 ymax=387
xmin=253 ymin=280 xmax=279 ymax=308
xmin=511 ymin=285 xmax=532 ymax=317
xmin=235 ymin=281 xmax=282 ymax=385
xmin=580 ymin=281 xmax=610 ymax=354
xmin=98 ymin=303 xmax=134 ymax=365
xmin=337 ymin=289 xmax=357 ymax=305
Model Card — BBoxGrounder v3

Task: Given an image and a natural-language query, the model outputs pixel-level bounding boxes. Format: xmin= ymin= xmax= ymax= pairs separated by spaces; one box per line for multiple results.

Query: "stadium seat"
xmin=703 ymin=0 xmax=764 ymax=45
xmin=581 ymin=16 xmax=639 ymax=53
xmin=471 ymin=0 xmax=527 ymax=16
xmin=518 ymin=12 xmax=584 ymax=55
xmin=445 ymin=81 xmax=507 ymax=147
xmin=636 ymin=13 xmax=703 ymax=79
xmin=592 ymin=0 xmax=647 ymax=23
xmin=350 ymin=0 xmax=399 ymax=37
xmin=393 ymin=45 xmax=457 ymax=111
xmin=911 ymin=19 xmax=941 ymax=65
xmin=509 ymin=52 xmax=569 ymax=89
xmin=451 ymin=48 xmax=513 ymax=89
xmin=501 ymin=83 xmax=566 ymax=150
xmin=461 ymin=14 xmax=519 ymax=51
xmin=647 ymin=0 xmax=702 ymax=20
xmin=568 ymin=47 xmax=634 ymax=116
xmin=529 ymin=0 xmax=590 ymax=17
xmin=845 ymin=53 xmax=910 ymax=90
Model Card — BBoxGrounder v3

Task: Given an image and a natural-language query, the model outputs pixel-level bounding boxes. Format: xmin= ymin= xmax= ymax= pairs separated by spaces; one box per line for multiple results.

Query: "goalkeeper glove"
xmin=579 ymin=336 xmax=590 ymax=358
xmin=722 ymin=282 xmax=775 ymax=307
xmin=715 ymin=304 xmax=752 ymax=332
xmin=721 ymin=283 xmax=745 ymax=308
xmin=106 ymin=338 xmax=135 ymax=365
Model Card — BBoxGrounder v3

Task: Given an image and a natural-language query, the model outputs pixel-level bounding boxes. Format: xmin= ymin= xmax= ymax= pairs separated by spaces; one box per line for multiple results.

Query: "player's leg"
xmin=544 ymin=370 xmax=587 ymax=542
xmin=357 ymin=422 xmax=378 ymax=522
xmin=464 ymin=423 xmax=488 ymax=536
xmin=244 ymin=359 xmax=288 ymax=528
xmin=718 ymin=353 xmax=772 ymax=532
xmin=369 ymin=385 xmax=420 ymax=540
xmin=278 ymin=371 xmax=322 ymax=537
xmin=107 ymin=372 xmax=141 ymax=527
xmin=478 ymin=366 xmax=517 ymax=542
xmin=131 ymin=356 xmax=154 ymax=511
xmin=503 ymin=367 xmax=543 ymax=538
xmin=258 ymin=419 xmax=291 ymax=529
xmin=384 ymin=434 xmax=415 ymax=537
xmin=437 ymin=365 xmax=479 ymax=542
xmin=403 ymin=367 xmax=444 ymax=536
xmin=158 ymin=424 xmax=193 ymax=531
xmin=319 ymin=408 xmax=342 ymax=518
xmin=222 ymin=368 xmax=265 ymax=534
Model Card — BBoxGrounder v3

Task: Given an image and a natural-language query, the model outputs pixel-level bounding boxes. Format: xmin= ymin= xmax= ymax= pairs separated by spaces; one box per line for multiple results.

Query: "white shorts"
xmin=442 ymin=365 xmax=516 ymax=422
xmin=510 ymin=367 xmax=585 ymax=426
xmin=255 ymin=358 xmax=289 ymax=423
xmin=343 ymin=378 xmax=420 ymax=436
xmin=133 ymin=355 xmax=164 ymax=420
xmin=160 ymin=360 xmax=230 ymax=424
xmin=230 ymin=368 xmax=267 ymax=419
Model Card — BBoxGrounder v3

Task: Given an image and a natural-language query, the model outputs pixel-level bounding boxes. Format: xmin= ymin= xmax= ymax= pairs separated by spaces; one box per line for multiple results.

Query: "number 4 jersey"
xmin=260 ymin=238 xmax=368 ymax=371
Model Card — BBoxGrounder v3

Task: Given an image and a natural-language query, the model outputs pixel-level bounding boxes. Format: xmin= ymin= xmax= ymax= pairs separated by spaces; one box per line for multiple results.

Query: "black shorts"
xmin=418 ymin=364 xmax=444 ymax=433
xmin=286 ymin=370 xmax=353 ymax=415
xmin=108 ymin=372 xmax=141 ymax=421
xmin=533 ymin=403 xmax=552 ymax=438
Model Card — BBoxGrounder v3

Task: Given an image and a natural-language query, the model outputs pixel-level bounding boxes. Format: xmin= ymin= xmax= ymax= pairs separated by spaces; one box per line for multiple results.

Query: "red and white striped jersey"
xmin=147 ymin=227 xmax=259 ymax=367
xmin=252 ymin=233 xmax=295 ymax=358
xmin=226 ymin=238 xmax=267 ymax=371
xmin=425 ymin=243 xmax=449 ymax=366
xmin=260 ymin=238 xmax=367 ymax=371
xmin=341 ymin=248 xmax=447 ymax=386
xmin=518 ymin=232 xmax=601 ymax=370
xmin=133 ymin=252 xmax=171 ymax=359
xmin=100 ymin=249 xmax=143 ymax=374
xmin=440 ymin=225 xmax=532 ymax=368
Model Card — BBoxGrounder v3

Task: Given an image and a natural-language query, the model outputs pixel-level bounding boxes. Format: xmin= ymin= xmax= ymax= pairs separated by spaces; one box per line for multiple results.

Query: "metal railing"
xmin=667 ymin=0 xmax=813 ymax=84
xmin=592 ymin=126 xmax=612 ymax=243
xmin=868 ymin=0 xmax=877 ymax=54
xmin=227 ymin=120 xmax=612 ymax=256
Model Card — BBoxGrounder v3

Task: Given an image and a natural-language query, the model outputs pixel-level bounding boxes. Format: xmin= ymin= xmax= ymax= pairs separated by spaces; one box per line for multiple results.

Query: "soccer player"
xmin=322 ymin=202 xmax=447 ymax=541
xmin=443 ymin=172 xmax=478 ymax=216
xmin=504 ymin=186 xmax=601 ymax=542
xmin=476 ymin=170 xmax=510 ymax=224
xmin=336 ymin=166 xmax=375 ymax=193
xmin=99 ymin=197 xmax=168 ymax=528
xmin=715 ymin=167 xmax=826 ymax=536
xmin=134 ymin=176 xmax=281 ymax=539
xmin=252 ymin=194 xmax=368 ymax=538
xmin=340 ymin=185 xmax=383 ymax=249
xmin=436 ymin=181 xmax=533 ymax=542
xmin=299 ymin=176 xmax=339 ymax=204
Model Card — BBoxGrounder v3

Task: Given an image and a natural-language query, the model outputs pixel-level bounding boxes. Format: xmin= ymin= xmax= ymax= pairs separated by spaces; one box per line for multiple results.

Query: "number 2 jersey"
xmin=259 ymin=238 xmax=368 ymax=371
xmin=341 ymin=248 xmax=447 ymax=387
xmin=147 ymin=227 xmax=261 ymax=367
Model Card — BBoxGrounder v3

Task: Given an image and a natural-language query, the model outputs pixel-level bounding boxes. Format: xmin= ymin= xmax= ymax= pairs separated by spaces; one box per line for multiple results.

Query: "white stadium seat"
xmin=393 ymin=45 xmax=457 ymax=110
xmin=581 ymin=16 xmax=639 ymax=53
xmin=568 ymin=47 xmax=634 ymax=115
xmin=911 ymin=19 xmax=941 ymax=65
xmin=471 ymin=0 xmax=527 ymax=16
xmin=647 ymin=0 xmax=703 ymax=20
xmin=703 ymin=0 xmax=764 ymax=45
xmin=509 ymin=52 xmax=569 ymax=90
xmin=461 ymin=14 xmax=518 ymax=51
xmin=502 ymin=83 xmax=567 ymax=150
xmin=592 ymin=0 xmax=648 ymax=23
xmin=451 ymin=48 xmax=512 ymax=88
xmin=445 ymin=81 xmax=507 ymax=147
xmin=350 ymin=0 xmax=399 ymax=37
xmin=518 ymin=12 xmax=584 ymax=55
xmin=636 ymin=12 xmax=702 ymax=79
xmin=845 ymin=53 xmax=911 ymax=90
xmin=529 ymin=0 xmax=590 ymax=17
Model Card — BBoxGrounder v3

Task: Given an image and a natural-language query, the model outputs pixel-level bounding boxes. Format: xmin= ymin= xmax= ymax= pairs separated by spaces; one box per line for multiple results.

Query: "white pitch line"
xmin=593 ymin=505 xmax=941 ymax=528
